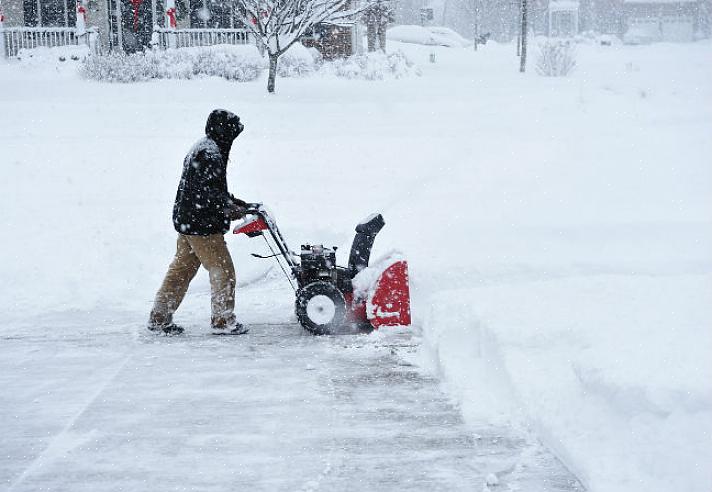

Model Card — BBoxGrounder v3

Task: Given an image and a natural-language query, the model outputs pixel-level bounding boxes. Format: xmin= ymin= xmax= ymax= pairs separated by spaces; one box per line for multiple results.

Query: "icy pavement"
xmin=1 ymin=309 xmax=583 ymax=492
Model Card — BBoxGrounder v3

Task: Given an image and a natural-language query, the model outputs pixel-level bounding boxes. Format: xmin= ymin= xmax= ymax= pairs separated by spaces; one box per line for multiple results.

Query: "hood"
xmin=205 ymin=109 xmax=244 ymax=144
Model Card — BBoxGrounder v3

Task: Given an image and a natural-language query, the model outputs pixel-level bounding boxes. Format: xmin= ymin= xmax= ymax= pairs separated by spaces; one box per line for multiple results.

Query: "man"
xmin=148 ymin=109 xmax=249 ymax=335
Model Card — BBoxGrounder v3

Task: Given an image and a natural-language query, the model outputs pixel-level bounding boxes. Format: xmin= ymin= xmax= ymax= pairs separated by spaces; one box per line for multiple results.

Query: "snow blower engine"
xmin=233 ymin=204 xmax=411 ymax=335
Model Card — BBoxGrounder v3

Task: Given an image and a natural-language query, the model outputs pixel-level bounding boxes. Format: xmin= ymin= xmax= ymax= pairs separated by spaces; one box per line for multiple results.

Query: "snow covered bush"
xmin=80 ymin=45 xmax=266 ymax=83
xmin=326 ymin=50 xmax=420 ymax=80
xmin=535 ymin=39 xmax=576 ymax=77
xmin=277 ymin=43 xmax=318 ymax=77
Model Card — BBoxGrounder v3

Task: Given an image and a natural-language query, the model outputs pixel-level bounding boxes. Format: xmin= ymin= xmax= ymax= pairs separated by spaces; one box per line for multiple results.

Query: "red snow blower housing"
xmin=233 ymin=205 xmax=411 ymax=335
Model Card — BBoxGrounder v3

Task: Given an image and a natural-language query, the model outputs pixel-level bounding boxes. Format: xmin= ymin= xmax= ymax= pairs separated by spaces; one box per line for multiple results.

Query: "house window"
xmin=189 ymin=0 xmax=238 ymax=27
xmin=209 ymin=0 xmax=232 ymax=28
xmin=23 ymin=0 xmax=39 ymax=26
xmin=24 ymin=0 xmax=76 ymax=26
xmin=42 ymin=0 xmax=70 ymax=26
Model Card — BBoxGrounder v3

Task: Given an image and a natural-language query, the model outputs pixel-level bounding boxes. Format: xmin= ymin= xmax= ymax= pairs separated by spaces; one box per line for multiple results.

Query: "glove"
xmin=229 ymin=195 xmax=247 ymax=208
xmin=225 ymin=202 xmax=247 ymax=220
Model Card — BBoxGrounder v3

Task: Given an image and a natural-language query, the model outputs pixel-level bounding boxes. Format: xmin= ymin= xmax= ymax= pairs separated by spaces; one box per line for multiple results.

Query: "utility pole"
xmin=473 ymin=0 xmax=478 ymax=51
xmin=0 ymin=0 xmax=6 ymax=61
xmin=515 ymin=0 xmax=521 ymax=56
xmin=519 ymin=0 xmax=527 ymax=72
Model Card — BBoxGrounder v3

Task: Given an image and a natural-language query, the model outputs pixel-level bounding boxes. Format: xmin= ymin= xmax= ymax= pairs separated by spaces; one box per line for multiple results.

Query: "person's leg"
xmin=186 ymin=234 xmax=236 ymax=329
xmin=149 ymin=235 xmax=201 ymax=327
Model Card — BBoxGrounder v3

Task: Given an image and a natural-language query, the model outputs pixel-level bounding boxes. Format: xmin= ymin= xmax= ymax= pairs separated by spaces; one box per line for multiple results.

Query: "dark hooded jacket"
xmin=172 ymin=109 xmax=245 ymax=235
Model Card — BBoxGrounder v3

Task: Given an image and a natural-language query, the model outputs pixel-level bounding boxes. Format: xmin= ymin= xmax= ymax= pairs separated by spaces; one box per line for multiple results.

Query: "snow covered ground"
xmin=1 ymin=39 xmax=710 ymax=491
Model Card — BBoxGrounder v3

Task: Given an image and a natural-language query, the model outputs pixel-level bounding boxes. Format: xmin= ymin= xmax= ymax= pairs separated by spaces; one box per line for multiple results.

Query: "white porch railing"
xmin=1 ymin=26 xmax=100 ymax=58
xmin=153 ymin=27 xmax=252 ymax=49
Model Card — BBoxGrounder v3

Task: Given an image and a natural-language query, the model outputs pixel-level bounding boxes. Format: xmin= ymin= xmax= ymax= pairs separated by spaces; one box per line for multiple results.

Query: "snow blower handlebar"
xmin=234 ymin=203 xmax=299 ymax=284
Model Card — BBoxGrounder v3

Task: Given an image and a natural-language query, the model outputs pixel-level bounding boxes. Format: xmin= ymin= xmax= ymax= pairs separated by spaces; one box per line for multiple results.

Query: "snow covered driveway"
xmin=1 ymin=302 xmax=581 ymax=491
xmin=1 ymin=39 xmax=710 ymax=492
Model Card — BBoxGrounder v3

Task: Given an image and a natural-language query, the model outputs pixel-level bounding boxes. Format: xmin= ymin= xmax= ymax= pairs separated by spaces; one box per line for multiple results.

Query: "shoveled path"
xmin=1 ymin=313 xmax=583 ymax=492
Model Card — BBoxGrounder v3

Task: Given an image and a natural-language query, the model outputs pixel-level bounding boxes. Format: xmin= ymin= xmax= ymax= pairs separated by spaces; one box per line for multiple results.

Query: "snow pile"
xmin=421 ymin=275 xmax=712 ymax=492
xmin=387 ymin=25 xmax=470 ymax=47
xmin=535 ymin=39 xmax=576 ymax=76
xmin=15 ymin=45 xmax=91 ymax=74
xmin=426 ymin=26 xmax=472 ymax=47
xmin=277 ymin=43 xmax=319 ymax=77
xmin=80 ymin=45 xmax=266 ymax=82
xmin=17 ymin=45 xmax=90 ymax=64
xmin=326 ymin=50 xmax=420 ymax=80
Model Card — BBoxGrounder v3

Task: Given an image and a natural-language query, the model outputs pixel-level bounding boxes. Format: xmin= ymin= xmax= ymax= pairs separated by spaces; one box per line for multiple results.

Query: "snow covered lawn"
xmin=1 ymin=39 xmax=710 ymax=491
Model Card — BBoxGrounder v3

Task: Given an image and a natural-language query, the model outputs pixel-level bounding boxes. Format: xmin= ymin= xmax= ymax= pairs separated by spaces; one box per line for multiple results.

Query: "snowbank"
xmin=16 ymin=45 xmax=91 ymax=65
xmin=13 ymin=45 xmax=91 ymax=76
xmin=421 ymin=275 xmax=712 ymax=492
xmin=325 ymin=50 xmax=420 ymax=79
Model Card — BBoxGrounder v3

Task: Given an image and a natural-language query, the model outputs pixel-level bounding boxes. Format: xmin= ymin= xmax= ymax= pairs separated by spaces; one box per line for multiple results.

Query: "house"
xmin=622 ymin=0 xmax=701 ymax=41
xmin=0 ymin=0 xmax=359 ymax=57
xmin=548 ymin=0 xmax=580 ymax=37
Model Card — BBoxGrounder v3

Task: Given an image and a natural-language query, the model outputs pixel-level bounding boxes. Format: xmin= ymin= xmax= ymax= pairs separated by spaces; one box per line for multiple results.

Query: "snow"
xmin=277 ymin=42 xmax=317 ymax=77
xmin=1 ymin=38 xmax=711 ymax=491
xmin=387 ymin=24 xmax=471 ymax=47
xmin=549 ymin=0 xmax=580 ymax=11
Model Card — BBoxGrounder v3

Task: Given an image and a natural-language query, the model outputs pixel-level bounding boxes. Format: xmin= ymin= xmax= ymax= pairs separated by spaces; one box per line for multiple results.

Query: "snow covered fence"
xmin=80 ymin=44 xmax=265 ymax=83
xmin=152 ymin=27 xmax=251 ymax=50
xmin=2 ymin=26 xmax=100 ymax=58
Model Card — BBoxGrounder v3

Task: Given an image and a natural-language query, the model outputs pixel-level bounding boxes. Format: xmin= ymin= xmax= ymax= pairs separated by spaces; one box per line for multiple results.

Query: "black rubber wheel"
xmin=295 ymin=281 xmax=347 ymax=335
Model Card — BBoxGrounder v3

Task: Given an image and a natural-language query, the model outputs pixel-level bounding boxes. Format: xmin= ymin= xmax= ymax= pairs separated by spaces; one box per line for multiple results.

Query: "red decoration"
xmin=166 ymin=6 xmax=176 ymax=28
xmin=76 ymin=2 xmax=87 ymax=22
xmin=130 ymin=0 xmax=142 ymax=32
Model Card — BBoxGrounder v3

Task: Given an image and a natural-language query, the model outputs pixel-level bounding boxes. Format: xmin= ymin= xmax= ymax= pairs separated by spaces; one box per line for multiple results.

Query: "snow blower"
xmin=233 ymin=204 xmax=411 ymax=335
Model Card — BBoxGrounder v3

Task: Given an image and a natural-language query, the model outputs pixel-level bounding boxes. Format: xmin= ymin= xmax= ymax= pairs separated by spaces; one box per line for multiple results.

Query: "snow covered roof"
xmin=548 ymin=0 xmax=580 ymax=12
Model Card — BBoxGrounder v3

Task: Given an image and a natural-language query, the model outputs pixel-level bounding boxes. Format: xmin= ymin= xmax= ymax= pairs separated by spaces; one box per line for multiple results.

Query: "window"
xmin=24 ymin=0 xmax=77 ymax=26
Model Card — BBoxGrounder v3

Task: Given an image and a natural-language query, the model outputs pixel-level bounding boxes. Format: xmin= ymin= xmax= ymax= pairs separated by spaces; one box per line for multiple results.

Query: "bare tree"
xmin=237 ymin=0 xmax=364 ymax=92
xmin=363 ymin=0 xmax=393 ymax=52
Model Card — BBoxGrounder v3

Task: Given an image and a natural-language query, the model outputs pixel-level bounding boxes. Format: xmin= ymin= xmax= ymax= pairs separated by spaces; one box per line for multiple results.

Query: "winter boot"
xmin=211 ymin=320 xmax=248 ymax=336
xmin=147 ymin=323 xmax=185 ymax=336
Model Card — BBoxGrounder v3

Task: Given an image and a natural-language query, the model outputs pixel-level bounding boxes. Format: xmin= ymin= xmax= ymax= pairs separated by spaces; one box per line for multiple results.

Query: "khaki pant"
xmin=149 ymin=234 xmax=236 ymax=328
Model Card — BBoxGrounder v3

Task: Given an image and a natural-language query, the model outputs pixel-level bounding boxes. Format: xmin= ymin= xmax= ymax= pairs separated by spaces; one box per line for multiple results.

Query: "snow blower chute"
xmin=233 ymin=204 xmax=411 ymax=335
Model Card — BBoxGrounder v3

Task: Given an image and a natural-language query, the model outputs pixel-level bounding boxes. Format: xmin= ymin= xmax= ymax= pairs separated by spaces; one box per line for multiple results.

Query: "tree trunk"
xmin=520 ymin=0 xmax=528 ymax=72
xmin=377 ymin=21 xmax=387 ymax=52
xmin=367 ymin=22 xmax=377 ymax=52
xmin=267 ymin=54 xmax=278 ymax=93
xmin=516 ymin=0 xmax=522 ymax=56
